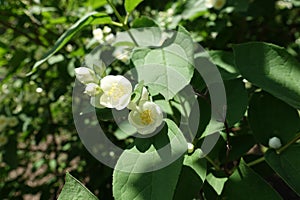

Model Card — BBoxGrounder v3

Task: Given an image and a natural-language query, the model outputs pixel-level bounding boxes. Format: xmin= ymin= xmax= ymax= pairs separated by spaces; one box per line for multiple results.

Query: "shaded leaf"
xmin=248 ymin=92 xmax=300 ymax=146
xmin=233 ymin=42 xmax=300 ymax=109
xmin=224 ymin=79 xmax=248 ymax=126
xmin=112 ymin=119 xmax=187 ymax=200
xmin=222 ymin=160 xmax=282 ymax=199
xmin=265 ymin=144 xmax=300 ymax=196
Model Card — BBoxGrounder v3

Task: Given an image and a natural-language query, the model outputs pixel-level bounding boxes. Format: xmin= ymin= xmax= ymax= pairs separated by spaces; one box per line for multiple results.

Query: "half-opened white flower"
xmin=128 ymin=101 xmax=163 ymax=135
xmin=75 ymin=67 xmax=98 ymax=84
xmin=100 ymin=75 xmax=132 ymax=110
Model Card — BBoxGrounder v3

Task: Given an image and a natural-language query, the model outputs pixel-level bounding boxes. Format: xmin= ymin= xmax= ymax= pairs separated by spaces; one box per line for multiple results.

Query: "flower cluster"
xmin=93 ymin=26 xmax=115 ymax=44
xmin=75 ymin=67 xmax=163 ymax=135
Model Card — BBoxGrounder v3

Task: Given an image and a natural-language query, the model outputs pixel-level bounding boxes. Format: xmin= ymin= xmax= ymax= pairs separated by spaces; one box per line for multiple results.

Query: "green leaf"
xmin=222 ymin=160 xmax=282 ymax=199
xmin=113 ymin=27 xmax=162 ymax=47
xmin=124 ymin=0 xmax=144 ymax=13
xmin=131 ymin=26 xmax=194 ymax=100
xmin=224 ymin=79 xmax=248 ymax=126
xmin=209 ymin=50 xmax=240 ymax=80
xmin=58 ymin=173 xmax=98 ymax=200
xmin=112 ymin=119 xmax=187 ymax=200
xmin=132 ymin=16 xmax=159 ymax=28
xmin=265 ymin=144 xmax=300 ymax=196
xmin=30 ymin=12 xmax=111 ymax=75
xmin=131 ymin=80 xmax=144 ymax=103
xmin=113 ymin=156 xmax=183 ymax=200
xmin=114 ymin=120 xmax=137 ymax=140
xmin=224 ymin=134 xmax=256 ymax=162
xmin=173 ymin=150 xmax=206 ymax=200
xmin=248 ymin=92 xmax=300 ymax=146
xmin=182 ymin=0 xmax=207 ymax=20
xmin=183 ymin=149 xmax=207 ymax=181
xmin=233 ymin=42 xmax=300 ymax=109
xmin=206 ymin=173 xmax=228 ymax=195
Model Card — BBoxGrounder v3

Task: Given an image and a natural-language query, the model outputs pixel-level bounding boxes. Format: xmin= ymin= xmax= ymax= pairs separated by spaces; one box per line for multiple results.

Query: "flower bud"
xmin=103 ymin=26 xmax=112 ymax=34
xmin=268 ymin=137 xmax=282 ymax=149
xmin=187 ymin=143 xmax=194 ymax=153
xmin=75 ymin=67 xmax=98 ymax=84
xmin=93 ymin=28 xmax=104 ymax=43
xmin=84 ymin=83 xmax=102 ymax=96
xmin=105 ymin=33 xmax=115 ymax=44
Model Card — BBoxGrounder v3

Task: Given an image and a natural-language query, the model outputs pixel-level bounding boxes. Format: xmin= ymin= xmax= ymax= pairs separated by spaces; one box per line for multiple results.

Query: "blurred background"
xmin=0 ymin=0 xmax=300 ymax=199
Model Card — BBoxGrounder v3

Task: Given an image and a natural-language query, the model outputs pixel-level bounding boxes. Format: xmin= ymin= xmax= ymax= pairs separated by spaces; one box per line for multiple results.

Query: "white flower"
xmin=100 ymin=75 xmax=132 ymax=110
xmin=7 ymin=117 xmax=18 ymax=127
xmin=84 ymin=83 xmax=102 ymax=96
xmin=128 ymin=101 xmax=163 ymax=135
xmin=0 ymin=135 xmax=8 ymax=146
xmin=187 ymin=143 xmax=194 ymax=153
xmin=105 ymin=33 xmax=115 ymax=44
xmin=205 ymin=0 xmax=226 ymax=10
xmin=268 ymin=137 xmax=282 ymax=149
xmin=0 ymin=115 xmax=8 ymax=131
xmin=93 ymin=28 xmax=104 ymax=43
xmin=103 ymin=26 xmax=112 ymax=34
xmin=75 ymin=67 xmax=98 ymax=84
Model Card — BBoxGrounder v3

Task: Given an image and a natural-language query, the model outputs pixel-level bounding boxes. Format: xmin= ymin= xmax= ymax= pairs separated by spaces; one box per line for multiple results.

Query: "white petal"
xmin=128 ymin=111 xmax=145 ymax=128
xmin=100 ymin=94 xmax=113 ymax=108
xmin=75 ymin=67 xmax=97 ymax=84
xmin=100 ymin=75 xmax=119 ymax=92
xmin=115 ymin=94 xmax=131 ymax=110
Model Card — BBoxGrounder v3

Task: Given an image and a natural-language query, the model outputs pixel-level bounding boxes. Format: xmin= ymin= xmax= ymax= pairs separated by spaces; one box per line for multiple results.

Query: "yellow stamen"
xmin=140 ymin=109 xmax=153 ymax=125
xmin=107 ymin=83 xmax=125 ymax=100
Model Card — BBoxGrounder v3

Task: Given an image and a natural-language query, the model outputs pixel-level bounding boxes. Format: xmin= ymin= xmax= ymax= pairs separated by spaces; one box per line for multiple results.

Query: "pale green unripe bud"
xmin=187 ymin=143 xmax=194 ymax=153
xmin=268 ymin=137 xmax=282 ymax=149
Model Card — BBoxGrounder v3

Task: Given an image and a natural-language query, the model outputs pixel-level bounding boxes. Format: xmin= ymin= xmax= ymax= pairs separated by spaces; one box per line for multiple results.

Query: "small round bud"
xmin=268 ymin=137 xmax=282 ymax=149
xmin=187 ymin=143 xmax=194 ymax=153
xmin=103 ymin=26 xmax=112 ymax=34
xmin=93 ymin=28 xmax=104 ymax=43
xmin=84 ymin=83 xmax=101 ymax=96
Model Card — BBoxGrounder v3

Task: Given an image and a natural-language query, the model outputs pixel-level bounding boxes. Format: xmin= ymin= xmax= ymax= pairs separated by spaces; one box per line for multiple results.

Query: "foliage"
xmin=1 ymin=0 xmax=300 ymax=199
